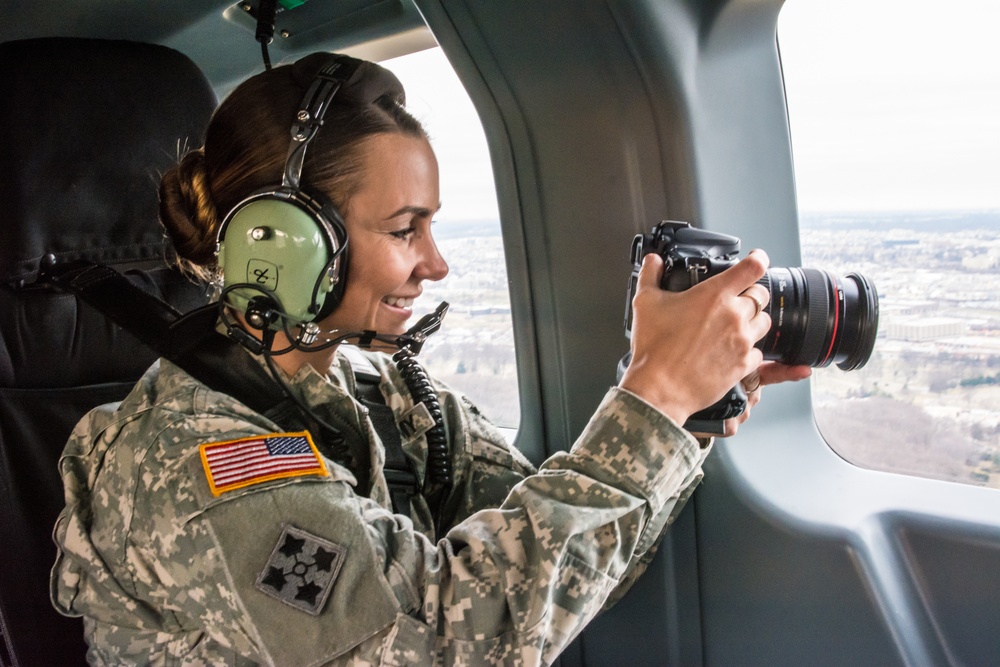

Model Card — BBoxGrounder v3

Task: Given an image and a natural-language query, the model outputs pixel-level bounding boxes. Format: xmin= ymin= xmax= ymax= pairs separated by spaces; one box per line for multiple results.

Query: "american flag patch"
xmin=199 ymin=431 xmax=329 ymax=496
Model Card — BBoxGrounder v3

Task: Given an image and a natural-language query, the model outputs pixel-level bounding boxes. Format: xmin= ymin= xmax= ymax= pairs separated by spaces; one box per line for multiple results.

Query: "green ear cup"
xmin=218 ymin=197 xmax=340 ymax=324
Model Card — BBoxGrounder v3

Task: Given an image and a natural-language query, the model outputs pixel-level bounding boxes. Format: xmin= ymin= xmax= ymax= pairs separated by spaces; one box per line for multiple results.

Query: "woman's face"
xmin=327 ymin=132 xmax=448 ymax=336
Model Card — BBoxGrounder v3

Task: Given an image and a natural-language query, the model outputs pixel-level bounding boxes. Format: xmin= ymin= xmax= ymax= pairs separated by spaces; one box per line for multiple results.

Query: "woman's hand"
xmin=619 ymin=249 xmax=776 ymax=426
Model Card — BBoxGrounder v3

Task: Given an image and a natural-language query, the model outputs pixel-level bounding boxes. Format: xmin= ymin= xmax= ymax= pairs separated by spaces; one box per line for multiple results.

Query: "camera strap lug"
xmin=683 ymin=257 xmax=710 ymax=285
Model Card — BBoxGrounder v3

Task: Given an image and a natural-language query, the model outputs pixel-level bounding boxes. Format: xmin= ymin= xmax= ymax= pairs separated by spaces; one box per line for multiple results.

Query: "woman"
xmin=52 ymin=53 xmax=809 ymax=665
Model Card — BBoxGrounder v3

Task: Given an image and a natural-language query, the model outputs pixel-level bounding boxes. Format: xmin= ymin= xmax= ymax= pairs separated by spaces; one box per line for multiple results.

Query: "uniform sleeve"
xmin=434 ymin=382 xmax=708 ymax=614
xmin=591 ymin=389 xmax=712 ymax=610
xmin=379 ymin=386 xmax=709 ymax=665
xmin=126 ymin=385 xmax=705 ymax=665
xmin=437 ymin=385 xmax=709 ymax=615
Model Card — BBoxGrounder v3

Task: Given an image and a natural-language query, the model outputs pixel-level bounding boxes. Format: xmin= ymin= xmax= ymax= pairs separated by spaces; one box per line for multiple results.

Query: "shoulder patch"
xmin=255 ymin=524 xmax=347 ymax=616
xmin=199 ymin=431 xmax=329 ymax=497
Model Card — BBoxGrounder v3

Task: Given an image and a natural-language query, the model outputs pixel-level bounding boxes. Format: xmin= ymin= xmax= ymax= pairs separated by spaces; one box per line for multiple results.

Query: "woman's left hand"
xmin=701 ymin=362 xmax=813 ymax=438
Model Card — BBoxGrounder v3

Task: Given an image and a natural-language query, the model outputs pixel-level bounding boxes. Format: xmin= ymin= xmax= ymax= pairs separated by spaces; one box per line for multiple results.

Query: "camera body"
xmin=623 ymin=220 xmax=878 ymax=435
xmin=625 ymin=221 xmax=742 ymax=338
xmin=623 ymin=221 xmax=748 ymax=434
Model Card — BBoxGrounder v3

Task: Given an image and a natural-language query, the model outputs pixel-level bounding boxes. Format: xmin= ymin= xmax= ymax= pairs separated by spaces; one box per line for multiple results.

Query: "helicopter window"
xmin=381 ymin=47 xmax=520 ymax=432
xmin=779 ymin=0 xmax=1000 ymax=487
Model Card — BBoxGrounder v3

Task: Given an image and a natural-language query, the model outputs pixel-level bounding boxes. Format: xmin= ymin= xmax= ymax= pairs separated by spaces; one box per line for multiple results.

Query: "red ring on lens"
xmin=819 ymin=275 xmax=843 ymax=366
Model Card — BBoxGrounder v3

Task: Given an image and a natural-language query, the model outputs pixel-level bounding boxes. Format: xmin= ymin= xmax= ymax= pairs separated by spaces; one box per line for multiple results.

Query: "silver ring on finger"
xmin=742 ymin=291 xmax=765 ymax=318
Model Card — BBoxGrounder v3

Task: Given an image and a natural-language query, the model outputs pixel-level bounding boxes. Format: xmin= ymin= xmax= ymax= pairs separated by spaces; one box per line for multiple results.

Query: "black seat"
xmin=0 ymin=38 xmax=215 ymax=666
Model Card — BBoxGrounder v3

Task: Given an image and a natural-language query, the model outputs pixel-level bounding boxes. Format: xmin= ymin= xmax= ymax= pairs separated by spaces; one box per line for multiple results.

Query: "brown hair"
xmin=159 ymin=54 xmax=426 ymax=282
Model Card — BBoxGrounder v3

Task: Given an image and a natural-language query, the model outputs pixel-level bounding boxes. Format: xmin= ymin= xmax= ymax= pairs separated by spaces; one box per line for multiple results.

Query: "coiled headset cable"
xmin=392 ymin=345 xmax=452 ymax=533
xmin=393 ymin=348 xmax=451 ymax=487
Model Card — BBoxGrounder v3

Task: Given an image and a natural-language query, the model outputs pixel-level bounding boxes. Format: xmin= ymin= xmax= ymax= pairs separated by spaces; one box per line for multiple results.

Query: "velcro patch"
xmin=255 ymin=524 xmax=346 ymax=616
xmin=399 ymin=402 xmax=435 ymax=439
xmin=199 ymin=431 xmax=329 ymax=497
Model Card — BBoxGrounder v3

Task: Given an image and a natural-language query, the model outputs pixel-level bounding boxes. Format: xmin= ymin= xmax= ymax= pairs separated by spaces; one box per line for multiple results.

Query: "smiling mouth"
xmin=383 ymin=296 xmax=415 ymax=308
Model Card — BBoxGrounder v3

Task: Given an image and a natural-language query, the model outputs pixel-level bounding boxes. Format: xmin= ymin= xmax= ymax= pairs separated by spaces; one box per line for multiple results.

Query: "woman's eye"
xmin=390 ymin=227 xmax=417 ymax=240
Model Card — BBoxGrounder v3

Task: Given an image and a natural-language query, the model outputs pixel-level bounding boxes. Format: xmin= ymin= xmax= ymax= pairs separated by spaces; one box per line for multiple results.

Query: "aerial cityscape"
xmin=416 ymin=211 xmax=1000 ymax=489
xmin=801 ymin=210 xmax=1000 ymax=489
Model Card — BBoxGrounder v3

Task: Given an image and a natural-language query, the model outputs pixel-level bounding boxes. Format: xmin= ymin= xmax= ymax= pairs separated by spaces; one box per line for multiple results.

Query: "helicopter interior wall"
xmin=414 ymin=0 xmax=682 ymax=462
xmin=417 ymin=0 xmax=1000 ymax=665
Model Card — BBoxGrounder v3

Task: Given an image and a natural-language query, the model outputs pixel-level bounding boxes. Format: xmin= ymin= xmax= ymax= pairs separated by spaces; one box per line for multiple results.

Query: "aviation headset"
xmin=215 ymin=54 xmax=407 ymax=330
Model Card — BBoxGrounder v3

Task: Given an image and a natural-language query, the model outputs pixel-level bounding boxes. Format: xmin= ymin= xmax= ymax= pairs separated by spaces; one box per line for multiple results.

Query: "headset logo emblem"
xmin=248 ymin=259 xmax=279 ymax=291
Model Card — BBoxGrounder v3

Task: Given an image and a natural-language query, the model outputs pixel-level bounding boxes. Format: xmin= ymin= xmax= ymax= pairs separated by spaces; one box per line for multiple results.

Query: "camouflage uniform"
xmin=52 ymin=346 xmax=710 ymax=666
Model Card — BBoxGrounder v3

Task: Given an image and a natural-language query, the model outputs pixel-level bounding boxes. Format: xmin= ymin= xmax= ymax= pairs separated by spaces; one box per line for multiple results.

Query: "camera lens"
xmin=756 ymin=268 xmax=879 ymax=370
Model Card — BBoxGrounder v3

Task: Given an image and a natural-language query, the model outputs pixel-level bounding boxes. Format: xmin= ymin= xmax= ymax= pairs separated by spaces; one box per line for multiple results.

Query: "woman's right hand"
xmin=618 ymin=249 xmax=773 ymax=426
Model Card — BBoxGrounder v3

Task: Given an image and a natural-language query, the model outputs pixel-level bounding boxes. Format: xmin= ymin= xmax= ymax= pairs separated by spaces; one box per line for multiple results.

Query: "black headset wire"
xmin=216 ymin=284 xmax=354 ymax=464
xmin=217 ymin=284 xmax=454 ymax=518
xmin=255 ymin=0 xmax=278 ymax=71
xmin=218 ymin=283 xmax=399 ymax=355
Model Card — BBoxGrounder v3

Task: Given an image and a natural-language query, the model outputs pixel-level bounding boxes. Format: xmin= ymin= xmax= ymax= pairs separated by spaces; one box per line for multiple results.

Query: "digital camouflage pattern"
xmin=52 ymin=346 xmax=710 ymax=665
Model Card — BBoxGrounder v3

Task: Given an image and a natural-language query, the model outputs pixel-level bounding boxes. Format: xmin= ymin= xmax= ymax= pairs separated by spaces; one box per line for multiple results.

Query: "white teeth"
xmin=384 ymin=296 xmax=414 ymax=308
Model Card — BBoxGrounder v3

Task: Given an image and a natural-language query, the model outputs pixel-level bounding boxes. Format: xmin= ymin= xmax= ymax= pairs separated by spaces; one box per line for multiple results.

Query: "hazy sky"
xmin=779 ymin=0 xmax=1000 ymax=213
xmin=381 ymin=49 xmax=501 ymax=225
xmin=383 ymin=0 xmax=1000 ymax=220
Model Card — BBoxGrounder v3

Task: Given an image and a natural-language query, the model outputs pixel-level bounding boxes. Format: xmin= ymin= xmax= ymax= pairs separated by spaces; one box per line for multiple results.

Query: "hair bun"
xmin=291 ymin=53 xmax=406 ymax=107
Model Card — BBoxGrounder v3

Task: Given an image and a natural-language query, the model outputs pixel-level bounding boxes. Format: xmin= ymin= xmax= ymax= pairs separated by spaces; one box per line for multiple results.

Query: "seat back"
xmin=0 ymin=38 xmax=215 ymax=666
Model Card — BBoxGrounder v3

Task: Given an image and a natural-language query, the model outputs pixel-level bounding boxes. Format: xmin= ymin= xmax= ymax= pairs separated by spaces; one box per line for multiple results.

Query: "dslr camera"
xmin=623 ymin=221 xmax=879 ymax=434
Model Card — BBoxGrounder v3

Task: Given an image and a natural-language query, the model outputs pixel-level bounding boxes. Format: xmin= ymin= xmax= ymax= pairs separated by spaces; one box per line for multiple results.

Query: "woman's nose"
xmin=416 ymin=235 xmax=449 ymax=282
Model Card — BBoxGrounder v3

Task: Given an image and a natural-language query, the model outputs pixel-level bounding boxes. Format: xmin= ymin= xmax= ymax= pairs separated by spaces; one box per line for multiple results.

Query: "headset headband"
xmin=283 ymin=57 xmax=362 ymax=189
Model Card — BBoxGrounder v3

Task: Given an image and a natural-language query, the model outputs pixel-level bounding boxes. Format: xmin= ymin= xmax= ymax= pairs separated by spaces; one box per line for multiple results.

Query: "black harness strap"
xmin=46 ymin=263 xmax=307 ymax=427
xmin=351 ymin=367 xmax=421 ymax=519
xmin=42 ymin=262 xmax=417 ymax=515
